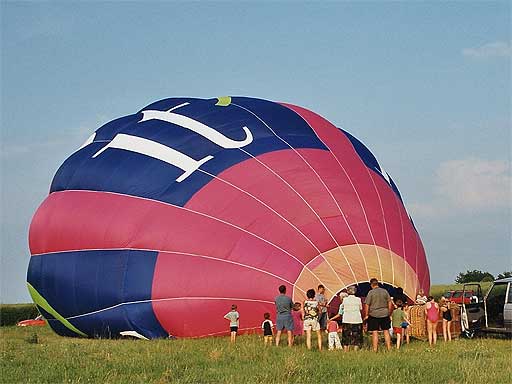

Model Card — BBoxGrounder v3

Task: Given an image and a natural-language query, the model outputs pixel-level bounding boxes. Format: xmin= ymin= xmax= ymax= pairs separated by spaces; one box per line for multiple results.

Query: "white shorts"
xmin=303 ymin=318 xmax=320 ymax=331
xmin=328 ymin=332 xmax=342 ymax=350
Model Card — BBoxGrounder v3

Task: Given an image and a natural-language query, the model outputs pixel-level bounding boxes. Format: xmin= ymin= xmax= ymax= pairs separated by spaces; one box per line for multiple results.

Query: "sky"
xmin=1 ymin=1 xmax=510 ymax=303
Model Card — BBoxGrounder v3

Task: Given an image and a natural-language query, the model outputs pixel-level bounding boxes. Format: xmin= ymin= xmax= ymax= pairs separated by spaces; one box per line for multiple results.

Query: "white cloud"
xmin=409 ymin=158 xmax=511 ymax=218
xmin=435 ymin=158 xmax=511 ymax=209
xmin=462 ymin=41 xmax=512 ymax=58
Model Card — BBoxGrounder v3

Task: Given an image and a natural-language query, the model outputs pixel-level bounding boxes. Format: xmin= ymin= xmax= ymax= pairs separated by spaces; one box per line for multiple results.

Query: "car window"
xmin=487 ymin=283 xmax=507 ymax=305
xmin=453 ymin=292 xmax=462 ymax=298
xmin=508 ymin=284 xmax=512 ymax=304
xmin=444 ymin=292 xmax=452 ymax=298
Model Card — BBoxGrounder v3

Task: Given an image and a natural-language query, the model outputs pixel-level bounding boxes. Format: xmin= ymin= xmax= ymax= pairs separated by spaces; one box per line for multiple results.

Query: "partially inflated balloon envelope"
xmin=28 ymin=97 xmax=429 ymax=339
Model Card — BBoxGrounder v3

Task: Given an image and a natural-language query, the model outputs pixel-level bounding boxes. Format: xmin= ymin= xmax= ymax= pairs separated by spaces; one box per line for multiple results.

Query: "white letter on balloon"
xmin=92 ymin=109 xmax=253 ymax=182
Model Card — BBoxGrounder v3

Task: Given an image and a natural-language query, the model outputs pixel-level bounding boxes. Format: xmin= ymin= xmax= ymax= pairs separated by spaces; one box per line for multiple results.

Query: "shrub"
xmin=0 ymin=304 xmax=40 ymax=326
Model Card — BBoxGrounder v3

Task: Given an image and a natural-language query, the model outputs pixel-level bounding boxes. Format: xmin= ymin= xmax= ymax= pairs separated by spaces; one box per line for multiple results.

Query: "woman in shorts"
xmin=303 ymin=289 xmax=322 ymax=350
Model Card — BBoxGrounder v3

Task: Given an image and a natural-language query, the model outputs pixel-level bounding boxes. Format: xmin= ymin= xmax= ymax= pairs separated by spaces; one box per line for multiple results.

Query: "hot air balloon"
xmin=28 ymin=96 xmax=429 ymax=339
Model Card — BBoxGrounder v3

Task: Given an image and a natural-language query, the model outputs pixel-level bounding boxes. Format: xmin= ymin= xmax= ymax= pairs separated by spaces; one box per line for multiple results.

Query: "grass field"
xmin=1 ymin=324 xmax=511 ymax=383
xmin=2 ymin=283 xmax=508 ymax=383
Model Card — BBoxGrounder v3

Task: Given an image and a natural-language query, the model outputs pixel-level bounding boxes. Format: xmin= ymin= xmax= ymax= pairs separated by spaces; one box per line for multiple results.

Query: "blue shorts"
xmin=276 ymin=313 xmax=294 ymax=331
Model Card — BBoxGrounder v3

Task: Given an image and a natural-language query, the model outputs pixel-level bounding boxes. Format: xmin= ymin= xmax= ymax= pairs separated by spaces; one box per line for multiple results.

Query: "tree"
xmin=455 ymin=270 xmax=494 ymax=284
xmin=496 ymin=271 xmax=512 ymax=280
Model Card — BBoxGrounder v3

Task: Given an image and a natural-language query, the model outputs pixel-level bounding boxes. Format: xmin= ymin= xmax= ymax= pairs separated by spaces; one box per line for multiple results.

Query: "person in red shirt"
xmin=327 ymin=314 xmax=342 ymax=350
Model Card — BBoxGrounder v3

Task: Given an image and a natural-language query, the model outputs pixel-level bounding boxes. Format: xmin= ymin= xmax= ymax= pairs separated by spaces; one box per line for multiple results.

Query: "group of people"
xmin=422 ymin=292 xmax=453 ymax=346
xmin=224 ymin=278 xmax=454 ymax=351
xmin=273 ymin=283 xmax=368 ymax=351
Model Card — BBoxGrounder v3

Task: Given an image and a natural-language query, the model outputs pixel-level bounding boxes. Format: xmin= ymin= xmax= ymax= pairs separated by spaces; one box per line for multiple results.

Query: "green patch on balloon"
xmin=27 ymin=282 xmax=87 ymax=337
xmin=215 ymin=96 xmax=231 ymax=106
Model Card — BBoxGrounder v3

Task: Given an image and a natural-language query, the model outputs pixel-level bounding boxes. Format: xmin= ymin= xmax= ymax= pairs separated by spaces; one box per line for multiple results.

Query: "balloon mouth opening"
xmin=328 ymin=281 xmax=412 ymax=303
xmin=292 ymin=244 xmax=422 ymax=305
xmin=323 ymin=281 xmax=413 ymax=317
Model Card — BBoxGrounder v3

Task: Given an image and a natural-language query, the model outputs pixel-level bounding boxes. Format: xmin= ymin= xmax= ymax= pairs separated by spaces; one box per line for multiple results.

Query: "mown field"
xmin=2 ymin=282 xmax=508 ymax=383
xmin=1 ymin=324 xmax=511 ymax=384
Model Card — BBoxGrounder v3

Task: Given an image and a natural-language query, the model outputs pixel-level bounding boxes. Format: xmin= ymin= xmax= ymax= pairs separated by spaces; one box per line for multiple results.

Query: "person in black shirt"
xmin=261 ymin=312 xmax=274 ymax=346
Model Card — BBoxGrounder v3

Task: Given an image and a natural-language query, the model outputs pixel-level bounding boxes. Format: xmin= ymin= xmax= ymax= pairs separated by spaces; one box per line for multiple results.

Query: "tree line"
xmin=455 ymin=270 xmax=512 ymax=284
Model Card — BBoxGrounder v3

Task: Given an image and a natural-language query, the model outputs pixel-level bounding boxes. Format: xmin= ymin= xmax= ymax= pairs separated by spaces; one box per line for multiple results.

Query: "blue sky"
xmin=1 ymin=1 xmax=510 ymax=303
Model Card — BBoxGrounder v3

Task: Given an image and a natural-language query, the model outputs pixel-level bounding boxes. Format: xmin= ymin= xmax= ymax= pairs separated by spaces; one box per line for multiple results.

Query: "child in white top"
xmin=303 ymin=288 xmax=322 ymax=350
xmin=261 ymin=312 xmax=274 ymax=346
xmin=415 ymin=289 xmax=428 ymax=305
xmin=224 ymin=304 xmax=239 ymax=343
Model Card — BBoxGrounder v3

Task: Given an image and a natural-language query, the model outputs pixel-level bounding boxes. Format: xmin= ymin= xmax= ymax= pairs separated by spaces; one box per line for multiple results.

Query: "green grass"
xmin=2 ymin=284 xmax=507 ymax=383
xmin=1 ymin=325 xmax=511 ymax=383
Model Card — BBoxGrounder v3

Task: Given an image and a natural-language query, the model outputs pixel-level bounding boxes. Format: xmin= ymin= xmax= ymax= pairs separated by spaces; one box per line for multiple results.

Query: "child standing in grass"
xmin=440 ymin=296 xmax=453 ymax=342
xmin=303 ymin=289 xmax=322 ymax=350
xmin=224 ymin=304 xmax=239 ymax=343
xmin=402 ymin=302 xmax=410 ymax=345
xmin=261 ymin=312 xmax=273 ymax=346
xmin=391 ymin=299 xmax=409 ymax=349
xmin=327 ymin=313 xmax=342 ymax=350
